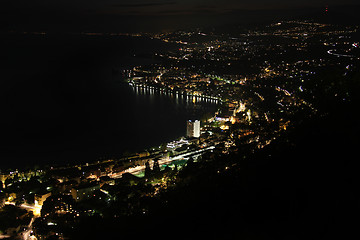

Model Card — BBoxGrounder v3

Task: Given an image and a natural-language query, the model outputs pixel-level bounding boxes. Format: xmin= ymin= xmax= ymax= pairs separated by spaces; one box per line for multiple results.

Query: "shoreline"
xmin=0 ymin=80 xmax=221 ymax=175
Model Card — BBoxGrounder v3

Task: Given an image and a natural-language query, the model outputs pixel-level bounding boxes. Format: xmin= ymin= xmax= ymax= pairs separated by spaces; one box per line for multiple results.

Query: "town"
xmin=1 ymin=20 xmax=359 ymax=239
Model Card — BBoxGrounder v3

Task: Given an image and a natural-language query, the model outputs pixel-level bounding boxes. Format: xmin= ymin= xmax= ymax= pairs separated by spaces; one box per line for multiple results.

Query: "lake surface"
xmin=0 ymin=33 xmax=218 ymax=170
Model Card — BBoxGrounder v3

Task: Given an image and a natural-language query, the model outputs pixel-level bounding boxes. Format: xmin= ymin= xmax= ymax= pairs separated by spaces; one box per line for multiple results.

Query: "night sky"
xmin=2 ymin=0 xmax=360 ymax=32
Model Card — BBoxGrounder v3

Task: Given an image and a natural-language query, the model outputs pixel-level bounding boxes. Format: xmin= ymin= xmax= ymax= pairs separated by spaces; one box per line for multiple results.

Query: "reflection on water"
xmin=131 ymin=83 xmax=220 ymax=109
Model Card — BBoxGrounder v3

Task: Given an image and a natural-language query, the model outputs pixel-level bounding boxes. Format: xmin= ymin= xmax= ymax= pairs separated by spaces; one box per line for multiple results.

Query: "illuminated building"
xmin=34 ymin=191 xmax=51 ymax=207
xmin=187 ymin=120 xmax=200 ymax=138
xmin=0 ymin=174 xmax=8 ymax=189
xmin=71 ymin=182 xmax=100 ymax=202
xmin=215 ymin=116 xmax=230 ymax=122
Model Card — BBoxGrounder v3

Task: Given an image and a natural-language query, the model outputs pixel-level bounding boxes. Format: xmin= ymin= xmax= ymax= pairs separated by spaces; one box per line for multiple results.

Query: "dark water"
xmin=0 ymin=33 xmax=217 ymax=170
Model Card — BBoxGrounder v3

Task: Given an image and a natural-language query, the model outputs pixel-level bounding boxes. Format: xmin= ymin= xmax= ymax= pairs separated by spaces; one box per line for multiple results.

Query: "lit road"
xmin=21 ymin=217 xmax=35 ymax=240
xmin=3 ymin=203 xmax=40 ymax=240
xmin=10 ymin=216 xmax=37 ymax=240
xmin=165 ymin=145 xmax=215 ymax=162
xmin=19 ymin=203 xmax=41 ymax=216
xmin=327 ymin=49 xmax=354 ymax=58
xmin=18 ymin=204 xmax=39 ymax=240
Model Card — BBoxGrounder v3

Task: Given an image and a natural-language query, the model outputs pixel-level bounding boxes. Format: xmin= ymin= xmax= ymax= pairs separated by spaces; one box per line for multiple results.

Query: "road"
xmin=17 ymin=204 xmax=39 ymax=240
xmin=2 ymin=203 xmax=39 ymax=240
xmin=19 ymin=203 xmax=41 ymax=217
xmin=21 ymin=217 xmax=36 ymax=240
xmin=327 ymin=49 xmax=354 ymax=58
xmin=6 ymin=216 xmax=37 ymax=240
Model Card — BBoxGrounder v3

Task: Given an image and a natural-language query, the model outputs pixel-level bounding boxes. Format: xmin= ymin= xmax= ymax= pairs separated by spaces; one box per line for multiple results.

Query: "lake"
xmin=0 ymin=33 xmax=218 ymax=170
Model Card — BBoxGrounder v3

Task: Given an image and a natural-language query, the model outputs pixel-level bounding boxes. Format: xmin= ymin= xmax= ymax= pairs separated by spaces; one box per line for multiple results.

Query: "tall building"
xmin=187 ymin=120 xmax=200 ymax=138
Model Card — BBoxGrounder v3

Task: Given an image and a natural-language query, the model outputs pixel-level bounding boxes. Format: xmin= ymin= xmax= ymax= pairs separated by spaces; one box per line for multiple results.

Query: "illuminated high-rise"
xmin=187 ymin=120 xmax=200 ymax=138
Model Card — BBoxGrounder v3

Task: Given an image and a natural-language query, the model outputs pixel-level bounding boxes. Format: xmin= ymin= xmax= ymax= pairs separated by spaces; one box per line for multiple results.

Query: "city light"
xmin=2 ymin=15 xmax=359 ymax=239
